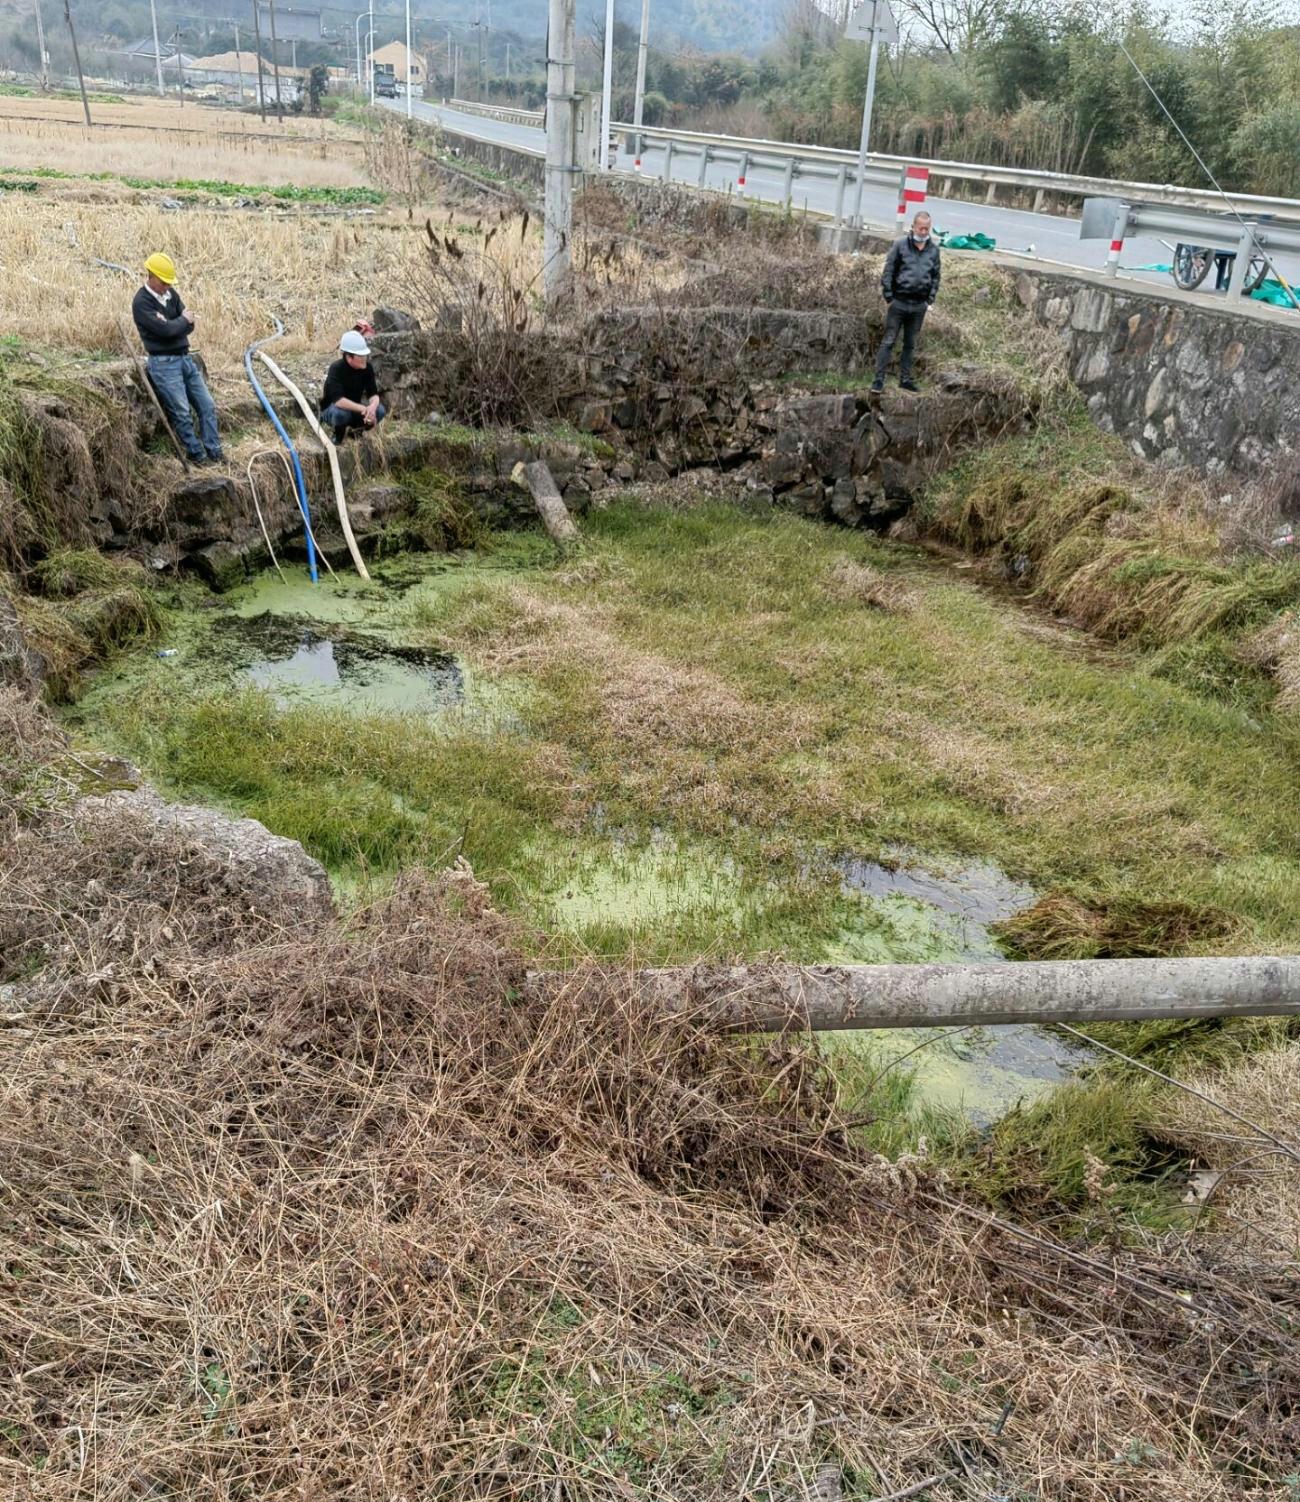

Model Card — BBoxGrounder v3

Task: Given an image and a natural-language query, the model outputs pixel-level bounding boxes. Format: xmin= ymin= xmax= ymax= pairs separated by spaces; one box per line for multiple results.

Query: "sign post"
xmin=846 ymin=0 xmax=897 ymax=232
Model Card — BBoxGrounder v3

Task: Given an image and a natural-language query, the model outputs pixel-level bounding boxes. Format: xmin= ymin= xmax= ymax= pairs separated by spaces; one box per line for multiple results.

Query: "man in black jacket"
xmin=871 ymin=212 xmax=941 ymax=394
xmin=131 ymin=252 xmax=222 ymax=465
xmin=320 ymin=330 xmax=387 ymax=445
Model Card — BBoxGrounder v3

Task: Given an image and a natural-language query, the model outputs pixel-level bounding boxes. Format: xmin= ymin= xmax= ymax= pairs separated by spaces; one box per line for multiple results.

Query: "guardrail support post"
xmin=833 ymin=163 xmax=848 ymax=229
xmin=782 ymin=157 xmax=795 ymax=210
xmin=1032 ymin=188 xmax=1046 ymax=212
xmin=737 ymin=151 xmax=749 ymax=195
xmin=985 ymin=182 xmax=998 ymax=205
xmin=662 ymin=137 xmax=675 ymax=181
xmin=1227 ymin=226 xmax=1257 ymax=297
xmin=697 ymin=143 xmax=710 ymax=188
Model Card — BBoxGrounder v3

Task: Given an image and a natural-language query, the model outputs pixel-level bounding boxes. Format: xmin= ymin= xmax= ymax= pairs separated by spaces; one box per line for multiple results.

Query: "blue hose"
xmin=244 ymin=318 xmax=318 ymax=584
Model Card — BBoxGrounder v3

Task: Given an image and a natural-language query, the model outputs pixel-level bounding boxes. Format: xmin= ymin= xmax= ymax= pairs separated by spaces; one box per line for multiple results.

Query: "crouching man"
xmin=871 ymin=212 xmax=941 ymax=394
xmin=132 ymin=252 xmax=223 ymax=465
xmin=321 ymin=330 xmax=387 ymax=445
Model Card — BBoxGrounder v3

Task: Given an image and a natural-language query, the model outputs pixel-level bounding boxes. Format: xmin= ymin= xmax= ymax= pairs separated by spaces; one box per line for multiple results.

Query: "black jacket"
xmin=881 ymin=235 xmax=941 ymax=306
xmin=132 ymin=284 xmax=191 ymax=356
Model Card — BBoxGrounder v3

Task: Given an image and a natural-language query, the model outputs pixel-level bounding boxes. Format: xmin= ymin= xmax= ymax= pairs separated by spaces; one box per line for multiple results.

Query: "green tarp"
xmin=938 ymin=231 xmax=996 ymax=250
xmin=1249 ymin=278 xmax=1300 ymax=310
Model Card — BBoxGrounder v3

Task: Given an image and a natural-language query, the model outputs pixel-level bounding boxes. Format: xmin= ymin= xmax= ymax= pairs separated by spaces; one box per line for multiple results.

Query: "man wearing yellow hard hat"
xmin=131 ymin=252 xmax=223 ymax=466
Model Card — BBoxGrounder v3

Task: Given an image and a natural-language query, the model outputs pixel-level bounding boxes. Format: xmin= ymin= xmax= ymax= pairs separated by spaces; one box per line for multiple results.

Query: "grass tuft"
xmin=996 ymin=890 xmax=1252 ymax=960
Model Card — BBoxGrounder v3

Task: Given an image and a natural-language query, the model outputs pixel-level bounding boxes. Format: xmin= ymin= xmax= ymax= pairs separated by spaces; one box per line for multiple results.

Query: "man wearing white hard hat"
xmin=320 ymin=330 xmax=386 ymax=445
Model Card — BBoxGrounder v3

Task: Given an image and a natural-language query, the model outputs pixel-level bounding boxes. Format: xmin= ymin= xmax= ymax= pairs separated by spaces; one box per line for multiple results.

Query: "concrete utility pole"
xmin=632 ymin=0 xmax=650 ymax=139
xmin=32 ymin=0 xmax=49 ymax=92
xmin=146 ymin=0 xmax=164 ymax=94
xmin=235 ymin=23 xmax=243 ymax=102
xmin=599 ymin=0 xmax=614 ymax=171
xmin=405 ymin=0 xmax=412 ymax=115
xmin=367 ymin=0 xmax=374 ymax=101
xmin=452 ymin=43 xmax=459 ymax=98
xmin=528 ymin=955 xmax=1300 ymax=1032
xmin=267 ymin=0 xmax=284 ymax=122
xmin=250 ymin=0 xmax=267 ymax=121
xmin=505 ymin=39 xmax=510 ymax=83
xmin=543 ymin=0 xmax=575 ymax=305
xmin=354 ymin=9 xmax=365 ymax=84
xmin=61 ymin=0 xmax=91 ymax=128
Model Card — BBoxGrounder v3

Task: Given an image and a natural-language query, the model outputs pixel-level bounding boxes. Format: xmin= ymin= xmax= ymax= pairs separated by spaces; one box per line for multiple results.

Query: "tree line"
xmin=601 ymin=0 xmax=1300 ymax=198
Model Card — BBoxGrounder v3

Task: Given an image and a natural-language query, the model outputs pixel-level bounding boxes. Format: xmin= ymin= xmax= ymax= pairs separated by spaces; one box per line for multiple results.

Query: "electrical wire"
xmin=1116 ymin=36 xmax=1300 ymax=313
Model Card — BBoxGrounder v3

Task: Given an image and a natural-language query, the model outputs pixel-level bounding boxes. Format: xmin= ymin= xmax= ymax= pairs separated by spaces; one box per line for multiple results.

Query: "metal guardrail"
xmin=445 ymin=98 xmax=1300 ymax=222
xmin=447 ymin=97 xmax=543 ymax=130
xmin=1087 ymin=196 xmax=1300 ymax=298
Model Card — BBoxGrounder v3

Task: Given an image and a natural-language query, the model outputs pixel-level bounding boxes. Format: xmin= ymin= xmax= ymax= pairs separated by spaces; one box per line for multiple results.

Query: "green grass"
xmin=921 ymin=414 xmax=1300 ymax=709
xmin=119 ymin=175 xmax=385 ymax=205
xmin=66 ymin=500 xmax=1300 ymax=1220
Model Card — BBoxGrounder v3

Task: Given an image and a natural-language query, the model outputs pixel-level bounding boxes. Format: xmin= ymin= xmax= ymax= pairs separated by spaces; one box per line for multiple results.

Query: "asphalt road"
xmin=383 ymin=97 xmax=1300 ymax=297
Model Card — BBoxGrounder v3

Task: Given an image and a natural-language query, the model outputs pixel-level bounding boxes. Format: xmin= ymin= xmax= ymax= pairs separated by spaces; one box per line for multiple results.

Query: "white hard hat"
xmin=339 ymin=330 xmax=370 ymax=356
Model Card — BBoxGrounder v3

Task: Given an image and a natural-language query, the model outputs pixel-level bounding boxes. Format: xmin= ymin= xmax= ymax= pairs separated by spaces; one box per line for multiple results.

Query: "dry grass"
xmin=0 ymin=199 xmax=441 ymax=369
xmin=2 ymin=764 xmax=1299 ymax=1498
xmin=0 ymin=93 xmax=362 ymax=140
xmin=825 ymin=557 xmax=919 ymax=613
xmin=0 ymin=93 xmax=368 ymax=191
xmin=1238 ymin=609 xmax=1300 ymax=709
xmin=1158 ymin=1046 xmax=1300 ymax=1257
xmin=995 ymin=891 xmax=1251 ymax=961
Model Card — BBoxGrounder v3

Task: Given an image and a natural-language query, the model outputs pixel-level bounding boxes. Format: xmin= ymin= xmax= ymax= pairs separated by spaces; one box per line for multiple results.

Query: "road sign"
xmin=846 ymin=0 xmax=899 ymax=46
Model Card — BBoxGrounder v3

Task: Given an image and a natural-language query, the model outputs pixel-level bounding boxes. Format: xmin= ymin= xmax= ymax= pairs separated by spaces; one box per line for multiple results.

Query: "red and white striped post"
xmin=896 ymin=165 xmax=929 ymax=232
xmin=737 ymin=151 xmax=749 ymax=195
xmin=1105 ymin=202 xmax=1129 ymax=277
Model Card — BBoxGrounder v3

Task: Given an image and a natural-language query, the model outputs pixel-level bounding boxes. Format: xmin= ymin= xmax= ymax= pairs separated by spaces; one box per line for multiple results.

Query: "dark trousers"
xmin=874 ymin=301 xmax=928 ymax=382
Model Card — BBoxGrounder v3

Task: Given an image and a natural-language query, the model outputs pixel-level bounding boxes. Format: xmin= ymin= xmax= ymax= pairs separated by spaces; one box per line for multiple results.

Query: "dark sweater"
xmin=321 ymin=357 xmax=379 ymax=411
xmin=132 ymin=284 xmax=192 ymax=356
xmin=880 ymin=235 xmax=942 ymax=306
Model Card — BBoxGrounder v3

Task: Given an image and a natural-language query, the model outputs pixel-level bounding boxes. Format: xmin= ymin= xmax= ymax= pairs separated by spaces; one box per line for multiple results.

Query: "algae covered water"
xmin=69 ymin=554 xmax=1092 ymax=1126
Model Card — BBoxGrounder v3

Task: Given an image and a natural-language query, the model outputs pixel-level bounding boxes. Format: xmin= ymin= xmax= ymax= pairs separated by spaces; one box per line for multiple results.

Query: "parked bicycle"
xmin=1171 ymin=242 xmax=1267 ymax=294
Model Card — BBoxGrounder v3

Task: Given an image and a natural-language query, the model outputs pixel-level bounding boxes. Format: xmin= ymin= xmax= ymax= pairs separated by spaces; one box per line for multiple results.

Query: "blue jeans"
xmin=147 ymin=354 xmax=221 ymax=460
xmin=321 ymin=401 xmax=387 ymax=436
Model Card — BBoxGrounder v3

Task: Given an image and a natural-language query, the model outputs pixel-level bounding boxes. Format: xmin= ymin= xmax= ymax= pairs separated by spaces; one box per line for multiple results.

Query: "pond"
xmin=70 ymin=558 xmax=1093 ymax=1125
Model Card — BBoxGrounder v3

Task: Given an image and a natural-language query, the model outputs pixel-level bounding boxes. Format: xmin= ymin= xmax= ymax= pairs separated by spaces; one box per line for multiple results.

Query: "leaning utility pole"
xmin=266 ymin=0 xmax=284 ymax=122
xmin=147 ymin=0 xmax=164 ymax=94
xmin=32 ymin=0 xmax=49 ymax=91
xmin=250 ymin=0 xmax=267 ymax=121
xmin=62 ymin=0 xmax=91 ymax=128
xmin=542 ymin=0 xmax=575 ymax=306
xmin=632 ymin=0 xmax=650 ymax=139
xmin=171 ymin=28 xmax=186 ymax=107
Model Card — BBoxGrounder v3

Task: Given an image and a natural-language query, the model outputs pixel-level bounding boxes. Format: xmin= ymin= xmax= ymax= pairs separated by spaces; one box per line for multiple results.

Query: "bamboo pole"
xmin=256 ymin=351 xmax=370 ymax=581
xmin=525 ymin=956 xmax=1300 ymax=1030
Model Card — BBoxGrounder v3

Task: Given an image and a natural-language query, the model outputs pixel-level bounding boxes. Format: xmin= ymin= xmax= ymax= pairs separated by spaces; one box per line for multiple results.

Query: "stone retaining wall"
xmin=1014 ymin=269 xmax=1300 ymax=480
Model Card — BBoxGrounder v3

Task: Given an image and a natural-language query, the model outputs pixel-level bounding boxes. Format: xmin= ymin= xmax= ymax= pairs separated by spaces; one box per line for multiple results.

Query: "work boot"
xmin=900 ymin=379 xmax=920 ymax=392
xmin=331 ymin=426 xmax=348 ymax=447
xmin=870 ymin=379 xmax=884 ymax=394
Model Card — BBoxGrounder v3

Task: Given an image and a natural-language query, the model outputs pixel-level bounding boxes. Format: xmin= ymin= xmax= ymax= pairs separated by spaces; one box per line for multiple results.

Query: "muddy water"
xmin=73 ymin=559 xmax=1091 ymax=1125
xmin=828 ymin=848 xmax=1089 ymax=1125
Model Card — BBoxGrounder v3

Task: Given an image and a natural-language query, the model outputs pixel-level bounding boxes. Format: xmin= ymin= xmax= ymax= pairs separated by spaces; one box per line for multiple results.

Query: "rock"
xmin=371 ymin=306 xmax=422 ymax=333
xmin=0 ymin=591 xmax=46 ymax=693
xmin=776 ymin=393 xmax=856 ymax=428
xmin=77 ymin=786 xmax=334 ymax=923
xmin=577 ymin=399 xmax=612 ymax=433
xmin=829 ymin=477 xmax=862 ymax=526
xmin=972 ymin=285 xmax=992 ymax=304
xmin=191 ymin=539 xmax=253 ymax=593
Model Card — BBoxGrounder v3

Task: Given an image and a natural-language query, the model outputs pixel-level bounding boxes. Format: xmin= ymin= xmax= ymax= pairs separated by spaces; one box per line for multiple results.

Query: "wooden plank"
xmin=526 ymin=956 xmax=1300 ymax=1030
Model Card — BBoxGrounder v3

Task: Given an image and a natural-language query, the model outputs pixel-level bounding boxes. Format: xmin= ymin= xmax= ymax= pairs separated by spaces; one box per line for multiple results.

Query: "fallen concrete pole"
xmin=526 ymin=956 xmax=1300 ymax=1029
xmin=513 ymin=459 xmax=579 ymax=543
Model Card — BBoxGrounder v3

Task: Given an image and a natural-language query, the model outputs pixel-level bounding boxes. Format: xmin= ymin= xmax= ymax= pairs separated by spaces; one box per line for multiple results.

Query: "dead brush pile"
xmin=3 ymin=801 xmax=1300 ymax=1497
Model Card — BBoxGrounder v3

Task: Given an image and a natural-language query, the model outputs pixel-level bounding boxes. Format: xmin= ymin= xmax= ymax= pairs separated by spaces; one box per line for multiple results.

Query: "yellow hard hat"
xmin=144 ymin=252 xmax=177 ymax=285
